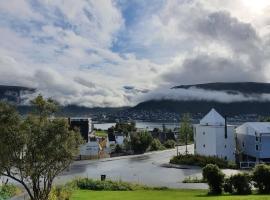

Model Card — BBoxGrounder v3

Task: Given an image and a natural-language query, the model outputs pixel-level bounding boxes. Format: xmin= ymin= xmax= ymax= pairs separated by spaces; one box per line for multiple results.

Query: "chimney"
xmin=224 ymin=115 xmax=227 ymax=139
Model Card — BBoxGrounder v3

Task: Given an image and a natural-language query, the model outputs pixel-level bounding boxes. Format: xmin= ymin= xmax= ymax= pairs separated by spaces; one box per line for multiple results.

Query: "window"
xmin=242 ymin=142 xmax=245 ymax=147
xmin=203 ymin=144 xmax=205 ymax=148
xmin=224 ymin=145 xmax=227 ymax=148
xmin=203 ymin=132 xmax=205 ymax=135
xmin=256 ymin=145 xmax=259 ymax=151
xmin=224 ymin=156 xmax=227 ymax=160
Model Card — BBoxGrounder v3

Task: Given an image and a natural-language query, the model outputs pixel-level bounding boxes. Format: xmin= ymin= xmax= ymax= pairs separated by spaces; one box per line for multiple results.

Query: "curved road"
xmin=56 ymin=144 xmax=207 ymax=189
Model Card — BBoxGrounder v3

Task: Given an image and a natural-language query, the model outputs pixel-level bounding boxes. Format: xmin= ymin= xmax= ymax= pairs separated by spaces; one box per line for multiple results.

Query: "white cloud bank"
xmin=0 ymin=0 xmax=270 ymax=107
xmin=136 ymin=87 xmax=270 ymax=104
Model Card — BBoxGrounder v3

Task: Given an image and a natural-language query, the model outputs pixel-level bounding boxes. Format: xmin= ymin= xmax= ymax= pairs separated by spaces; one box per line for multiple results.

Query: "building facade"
xmin=236 ymin=122 xmax=270 ymax=162
xmin=69 ymin=118 xmax=92 ymax=142
xmin=194 ymin=109 xmax=236 ymax=161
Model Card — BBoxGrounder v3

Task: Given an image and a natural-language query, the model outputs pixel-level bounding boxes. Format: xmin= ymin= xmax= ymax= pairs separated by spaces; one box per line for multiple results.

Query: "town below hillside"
xmin=1 ymin=82 xmax=270 ymax=122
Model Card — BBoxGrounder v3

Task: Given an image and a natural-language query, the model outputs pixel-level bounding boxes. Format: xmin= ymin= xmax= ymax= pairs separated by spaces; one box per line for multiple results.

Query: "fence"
xmin=240 ymin=161 xmax=270 ymax=169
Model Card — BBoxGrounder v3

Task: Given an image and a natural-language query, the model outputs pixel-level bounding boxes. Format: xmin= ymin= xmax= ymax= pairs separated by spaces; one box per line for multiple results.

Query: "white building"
xmin=80 ymin=137 xmax=100 ymax=156
xmin=194 ymin=108 xmax=237 ymax=161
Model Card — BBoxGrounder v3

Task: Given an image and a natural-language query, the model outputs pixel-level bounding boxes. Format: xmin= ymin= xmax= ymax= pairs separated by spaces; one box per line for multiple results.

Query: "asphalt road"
xmin=55 ymin=144 xmax=207 ymax=189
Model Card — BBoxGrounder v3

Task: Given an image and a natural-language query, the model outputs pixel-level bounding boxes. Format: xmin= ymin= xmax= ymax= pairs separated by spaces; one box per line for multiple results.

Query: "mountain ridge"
xmin=133 ymin=82 xmax=270 ymax=116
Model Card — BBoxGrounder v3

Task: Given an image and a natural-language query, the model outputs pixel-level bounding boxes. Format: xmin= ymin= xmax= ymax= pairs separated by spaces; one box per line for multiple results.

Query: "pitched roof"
xmin=200 ymin=108 xmax=225 ymax=126
xmin=237 ymin=122 xmax=270 ymax=134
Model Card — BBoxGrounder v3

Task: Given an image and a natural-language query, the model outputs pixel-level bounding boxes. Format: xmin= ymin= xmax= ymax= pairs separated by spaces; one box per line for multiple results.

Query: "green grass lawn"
xmin=71 ymin=190 xmax=270 ymax=200
xmin=95 ymin=130 xmax=108 ymax=137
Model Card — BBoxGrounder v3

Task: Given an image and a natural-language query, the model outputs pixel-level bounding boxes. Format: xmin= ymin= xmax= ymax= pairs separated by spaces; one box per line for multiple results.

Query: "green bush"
xmin=49 ymin=182 xmax=76 ymax=200
xmin=224 ymin=173 xmax=251 ymax=195
xmin=202 ymin=164 xmax=225 ymax=195
xmin=252 ymin=164 xmax=270 ymax=194
xmin=150 ymin=139 xmax=165 ymax=151
xmin=114 ymin=144 xmax=123 ymax=153
xmin=75 ymin=178 xmax=161 ymax=191
xmin=182 ymin=176 xmax=206 ymax=183
xmin=170 ymin=154 xmax=236 ymax=169
xmin=130 ymin=132 xmax=153 ymax=154
xmin=164 ymin=140 xmax=176 ymax=149
xmin=0 ymin=184 xmax=18 ymax=200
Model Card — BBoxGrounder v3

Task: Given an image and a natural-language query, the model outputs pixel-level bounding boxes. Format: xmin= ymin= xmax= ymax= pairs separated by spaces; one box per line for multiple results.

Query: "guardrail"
xmin=240 ymin=161 xmax=270 ymax=169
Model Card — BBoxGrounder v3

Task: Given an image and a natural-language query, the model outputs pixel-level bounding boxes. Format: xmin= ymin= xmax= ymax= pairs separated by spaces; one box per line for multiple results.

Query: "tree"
xmin=252 ymin=164 xmax=270 ymax=193
xmin=202 ymin=164 xmax=225 ymax=195
xmin=179 ymin=113 xmax=193 ymax=154
xmin=164 ymin=140 xmax=176 ymax=149
xmin=0 ymin=95 xmax=83 ymax=200
xmin=224 ymin=173 xmax=251 ymax=195
xmin=150 ymin=139 xmax=165 ymax=151
xmin=130 ymin=132 xmax=153 ymax=154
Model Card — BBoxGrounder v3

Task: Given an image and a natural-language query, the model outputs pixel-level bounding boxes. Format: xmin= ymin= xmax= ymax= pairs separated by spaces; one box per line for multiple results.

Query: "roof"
xmin=237 ymin=122 xmax=270 ymax=134
xmin=200 ymin=108 xmax=225 ymax=126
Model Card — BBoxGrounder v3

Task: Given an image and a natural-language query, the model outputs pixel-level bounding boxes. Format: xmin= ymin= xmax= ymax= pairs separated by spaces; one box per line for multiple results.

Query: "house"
xmin=236 ymin=122 xmax=270 ymax=162
xmin=69 ymin=118 xmax=93 ymax=142
xmin=107 ymin=130 xmax=125 ymax=145
xmin=115 ymin=132 xmax=125 ymax=145
xmin=150 ymin=128 xmax=176 ymax=143
xmin=194 ymin=108 xmax=237 ymax=161
xmin=80 ymin=137 xmax=100 ymax=157
xmin=79 ymin=136 xmax=110 ymax=159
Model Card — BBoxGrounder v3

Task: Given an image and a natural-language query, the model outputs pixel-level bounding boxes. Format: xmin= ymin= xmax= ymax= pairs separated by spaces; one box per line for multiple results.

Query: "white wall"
xmin=215 ymin=126 xmax=236 ymax=161
xmin=115 ymin=136 xmax=124 ymax=145
xmin=80 ymin=141 xmax=99 ymax=156
xmin=194 ymin=125 xmax=236 ymax=161
xmin=194 ymin=125 xmax=217 ymax=157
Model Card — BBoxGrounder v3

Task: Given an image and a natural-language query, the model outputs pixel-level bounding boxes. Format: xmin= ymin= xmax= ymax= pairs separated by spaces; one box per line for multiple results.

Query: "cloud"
xmin=162 ymin=54 xmax=264 ymax=85
xmin=0 ymin=0 xmax=270 ymax=107
xmin=138 ymin=87 xmax=270 ymax=103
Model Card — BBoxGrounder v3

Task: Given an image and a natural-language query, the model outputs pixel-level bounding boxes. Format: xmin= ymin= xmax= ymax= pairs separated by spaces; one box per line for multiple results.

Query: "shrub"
xmin=164 ymin=140 xmax=176 ymax=149
xmin=114 ymin=144 xmax=123 ymax=153
xmin=224 ymin=173 xmax=251 ymax=195
xmin=182 ymin=176 xmax=206 ymax=183
xmin=170 ymin=154 xmax=236 ymax=169
xmin=0 ymin=184 xmax=18 ymax=200
xmin=48 ymin=182 xmax=76 ymax=200
xmin=252 ymin=164 xmax=270 ymax=194
xmin=150 ymin=139 xmax=165 ymax=151
xmin=202 ymin=164 xmax=225 ymax=194
xmin=130 ymin=132 xmax=153 ymax=154
xmin=75 ymin=178 xmax=160 ymax=191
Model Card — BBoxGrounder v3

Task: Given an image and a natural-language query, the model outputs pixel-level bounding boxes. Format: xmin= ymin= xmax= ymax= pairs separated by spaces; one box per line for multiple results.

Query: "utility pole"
xmin=185 ymin=130 xmax=188 ymax=155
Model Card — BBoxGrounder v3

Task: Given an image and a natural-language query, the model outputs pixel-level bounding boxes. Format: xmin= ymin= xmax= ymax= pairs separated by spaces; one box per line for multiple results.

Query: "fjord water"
xmin=94 ymin=121 xmax=180 ymax=131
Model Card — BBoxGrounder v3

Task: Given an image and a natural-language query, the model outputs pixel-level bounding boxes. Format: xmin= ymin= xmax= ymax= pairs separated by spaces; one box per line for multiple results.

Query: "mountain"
xmin=0 ymin=85 xmax=127 ymax=118
xmin=133 ymin=82 xmax=270 ymax=116
xmin=172 ymin=82 xmax=270 ymax=94
xmin=0 ymin=85 xmax=35 ymax=104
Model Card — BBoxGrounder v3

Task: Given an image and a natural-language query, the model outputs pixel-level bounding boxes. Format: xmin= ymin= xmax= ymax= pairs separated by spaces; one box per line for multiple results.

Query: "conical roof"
xmin=200 ymin=108 xmax=225 ymax=126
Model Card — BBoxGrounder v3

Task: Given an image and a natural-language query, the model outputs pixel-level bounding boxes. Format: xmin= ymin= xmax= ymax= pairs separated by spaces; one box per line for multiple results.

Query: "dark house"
xmin=69 ymin=118 xmax=92 ymax=142
xmin=151 ymin=128 xmax=176 ymax=143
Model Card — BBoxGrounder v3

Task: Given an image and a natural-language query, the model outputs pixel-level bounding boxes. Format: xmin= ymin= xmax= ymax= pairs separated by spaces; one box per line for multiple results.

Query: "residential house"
xmin=79 ymin=137 xmax=100 ymax=158
xmin=108 ymin=131 xmax=125 ymax=145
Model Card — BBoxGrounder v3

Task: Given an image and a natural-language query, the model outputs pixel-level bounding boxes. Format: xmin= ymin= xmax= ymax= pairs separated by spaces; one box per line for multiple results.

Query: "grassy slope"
xmin=71 ymin=190 xmax=270 ymax=200
xmin=95 ymin=130 xmax=108 ymax=137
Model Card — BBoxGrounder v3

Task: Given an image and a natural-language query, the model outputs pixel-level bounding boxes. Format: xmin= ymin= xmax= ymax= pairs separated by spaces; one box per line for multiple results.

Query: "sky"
xmin=0 ymin=0 xmax=270 ymax=107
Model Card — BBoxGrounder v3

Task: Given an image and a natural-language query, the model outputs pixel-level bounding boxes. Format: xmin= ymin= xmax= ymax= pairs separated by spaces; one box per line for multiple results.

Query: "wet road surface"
xmin=56 ymin=145 xmax=208 ymax=189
